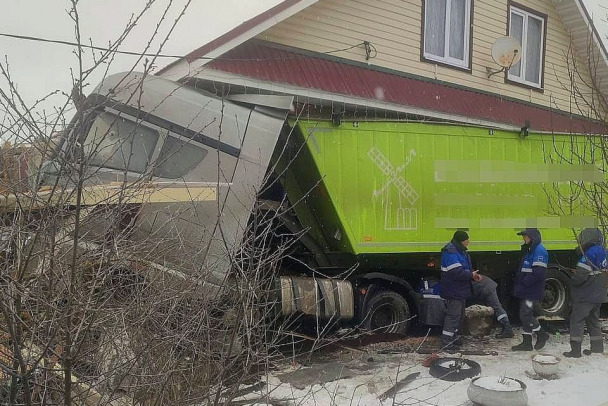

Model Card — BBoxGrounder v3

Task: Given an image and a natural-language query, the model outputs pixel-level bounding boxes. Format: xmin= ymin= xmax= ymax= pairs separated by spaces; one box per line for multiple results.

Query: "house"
xmin=158 ymin=0 xmax=608 ymax=134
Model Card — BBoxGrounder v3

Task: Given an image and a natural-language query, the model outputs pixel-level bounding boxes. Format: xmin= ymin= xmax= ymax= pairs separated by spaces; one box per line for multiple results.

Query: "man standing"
xmin=563 ymin=228 xmax=608 ymax=358
xmin=440 ymin=231 xmax=479 ymax=350
xmin=511 ymin=228 xmax=550 ymax=351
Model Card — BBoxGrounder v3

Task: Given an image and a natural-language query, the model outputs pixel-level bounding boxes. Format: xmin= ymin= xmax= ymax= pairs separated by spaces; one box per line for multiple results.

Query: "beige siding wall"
xmin=256 ymin=0 xmax=596 ymax=118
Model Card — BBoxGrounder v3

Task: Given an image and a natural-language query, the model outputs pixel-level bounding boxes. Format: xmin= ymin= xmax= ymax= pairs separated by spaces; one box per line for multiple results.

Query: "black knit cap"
xmin=453 ymin=230 xmax=470 ymax=243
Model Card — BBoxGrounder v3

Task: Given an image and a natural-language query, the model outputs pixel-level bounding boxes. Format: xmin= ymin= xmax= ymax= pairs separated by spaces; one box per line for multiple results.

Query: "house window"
xmin=422 ymin=0 xmax=472 ymax=69
xmin=508 ymin=4 xmax=546 ymax=88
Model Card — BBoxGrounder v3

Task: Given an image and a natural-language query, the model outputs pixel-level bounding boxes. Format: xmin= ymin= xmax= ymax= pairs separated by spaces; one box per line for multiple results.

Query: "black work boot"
xmin=441 ymin=334 xmax=461 ymax=352
xmin=495 ymin=320 xmax=514 ymax=339
xmin=511 ymin=334 xmax=533 ymax=351
xmin=563 ymin=341 xmax=582 ymax=358
xmin=583 ymin=340 xmax=604 ymax=355
xmin=534 ymin=330 xmax=550 ymax=350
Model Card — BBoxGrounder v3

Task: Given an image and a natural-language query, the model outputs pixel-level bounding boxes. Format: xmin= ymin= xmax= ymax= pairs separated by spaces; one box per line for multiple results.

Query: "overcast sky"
xmin=0 ymin=0 xmax=605 ymax=123
xmin=0 ymin=0 xmax=282 ymax=121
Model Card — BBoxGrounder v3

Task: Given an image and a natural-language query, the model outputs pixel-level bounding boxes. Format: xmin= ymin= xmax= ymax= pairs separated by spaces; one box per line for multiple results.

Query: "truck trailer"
xmin=7 ymin=71 xmax=606 ymax=335
xmin=277 ymin=119 xmax=604 ymax=332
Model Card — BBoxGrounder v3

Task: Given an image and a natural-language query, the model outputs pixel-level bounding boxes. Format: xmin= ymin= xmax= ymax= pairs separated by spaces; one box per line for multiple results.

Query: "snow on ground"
xmin=237 ymin=330 xmax=608 ymax=406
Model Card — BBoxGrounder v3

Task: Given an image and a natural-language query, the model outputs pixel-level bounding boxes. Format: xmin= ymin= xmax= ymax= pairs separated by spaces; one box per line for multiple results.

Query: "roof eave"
xmin=157 ymin=0 xmax=319 ymax=80
xmin=553 ymin=0 xmax=608 ymax=99
xmin=190 ymin=67 xmax=604 ymax=134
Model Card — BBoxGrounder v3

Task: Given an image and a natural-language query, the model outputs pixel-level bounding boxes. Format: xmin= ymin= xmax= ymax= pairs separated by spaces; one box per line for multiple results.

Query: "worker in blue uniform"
xmin=563 ymin=228 xmax=608 ymax=358
xmin=511 ymin=228 xmax=550 ymax=351
xmin=440 ymin=231 xmax=479 ymax=350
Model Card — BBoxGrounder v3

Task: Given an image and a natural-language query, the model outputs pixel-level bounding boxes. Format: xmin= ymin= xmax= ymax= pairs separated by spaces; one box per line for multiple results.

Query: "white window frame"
xmin=423 ymin=0 xmax=472 ymax=69
xmin=507 ymin=6 xmax=545 ymax=88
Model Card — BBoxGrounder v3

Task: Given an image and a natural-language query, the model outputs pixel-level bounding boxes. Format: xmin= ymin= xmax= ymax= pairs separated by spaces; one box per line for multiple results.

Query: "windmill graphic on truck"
xmin=367 ymin=146 xmax=419 ymax=230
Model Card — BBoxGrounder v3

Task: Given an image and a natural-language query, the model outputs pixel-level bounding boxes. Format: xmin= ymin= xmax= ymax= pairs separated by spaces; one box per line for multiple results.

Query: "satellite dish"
xmin=491 ymin=36 xmax=522 ymax=68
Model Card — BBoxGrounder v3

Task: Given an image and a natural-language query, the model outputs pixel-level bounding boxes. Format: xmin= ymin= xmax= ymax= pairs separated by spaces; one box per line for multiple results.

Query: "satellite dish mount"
xmin=486 ymin=36 xmax=522 ymax=78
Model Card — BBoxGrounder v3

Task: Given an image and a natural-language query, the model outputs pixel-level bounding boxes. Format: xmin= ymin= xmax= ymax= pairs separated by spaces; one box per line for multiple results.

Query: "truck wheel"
xmin=539 ymin=268 xmax=571 ymax=319
xmin=363 ymin=290 xmax=410 ymax=334
xmin=429 ymin=357 xmax=481 ymax=381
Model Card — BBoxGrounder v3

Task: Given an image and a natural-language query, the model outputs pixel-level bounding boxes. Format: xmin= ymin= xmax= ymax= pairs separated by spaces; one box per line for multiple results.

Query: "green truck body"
xmin=283 ymin=121 xmax=602 ymax=256
xmin=275 ymin=120 xmax=606 ymax=332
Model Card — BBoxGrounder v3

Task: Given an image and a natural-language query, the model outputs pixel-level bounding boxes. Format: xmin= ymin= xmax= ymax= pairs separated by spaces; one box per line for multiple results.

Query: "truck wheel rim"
xmin=542 ymin=277 xmax=566 ymax=313
xmin=370 ymin=303 xmax=399 ymax=333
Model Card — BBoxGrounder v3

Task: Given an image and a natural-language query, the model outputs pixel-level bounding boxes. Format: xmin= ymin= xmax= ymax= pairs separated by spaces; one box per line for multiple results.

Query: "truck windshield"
xmin=84 ymin=112 xmax=159 ymax=174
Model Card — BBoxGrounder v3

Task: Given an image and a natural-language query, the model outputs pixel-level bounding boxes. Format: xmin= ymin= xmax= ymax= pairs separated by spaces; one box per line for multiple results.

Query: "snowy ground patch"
xmin=232 ymin=330 xmax=608 ymax=405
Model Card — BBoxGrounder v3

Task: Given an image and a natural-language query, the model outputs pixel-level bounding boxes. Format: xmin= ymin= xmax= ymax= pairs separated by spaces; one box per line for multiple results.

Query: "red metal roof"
xmin=207 ymin=41 xmax=605 ymax=134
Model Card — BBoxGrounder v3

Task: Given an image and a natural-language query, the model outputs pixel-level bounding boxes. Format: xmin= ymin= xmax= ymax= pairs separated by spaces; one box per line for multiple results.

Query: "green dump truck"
xmin=276 ymin=120 xmax=604 ymax=333
xmin=10 ymin=72 xmax=604 ymax=335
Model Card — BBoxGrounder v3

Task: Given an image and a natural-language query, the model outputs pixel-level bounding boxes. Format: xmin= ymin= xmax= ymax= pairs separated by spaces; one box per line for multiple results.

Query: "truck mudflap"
xmin=418 ymin=295 xmax=446 ymax=326
xmin=280 ymin=276 xmax=354 ymax=320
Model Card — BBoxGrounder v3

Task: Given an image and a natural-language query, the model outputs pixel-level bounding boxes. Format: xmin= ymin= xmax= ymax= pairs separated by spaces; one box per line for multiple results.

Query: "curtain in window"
xmin=449 ymin=0 xmax=466 ymax=60
xmin=509 ymin=13 xmax=524 ymax=77
xmin=425 ymin=0 xmax=446 ymax=57
xmin=525 ymin=17 xmax=542 ymax=84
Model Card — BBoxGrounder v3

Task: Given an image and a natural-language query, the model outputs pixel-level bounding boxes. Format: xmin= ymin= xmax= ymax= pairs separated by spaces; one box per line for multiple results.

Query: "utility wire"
xmin=0 ymin=32 xmax=184 ymax=58
xmin=0 ymin=32 xmax=369 ymax=61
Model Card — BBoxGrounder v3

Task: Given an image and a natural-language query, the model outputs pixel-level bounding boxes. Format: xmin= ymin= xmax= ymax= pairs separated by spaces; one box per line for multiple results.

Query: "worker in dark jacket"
xmin=440 ymin=231 xmax=479 ymax=350
xmin=511 ymin=228 xmax=550 ymax=351
xmin=472 ymin=276 xmax=514 ymax=338
xmin=563 ymin=228 xmax=608 ymax=358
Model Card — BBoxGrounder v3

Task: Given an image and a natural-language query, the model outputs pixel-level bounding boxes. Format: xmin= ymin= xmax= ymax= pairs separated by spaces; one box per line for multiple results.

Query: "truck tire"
xmin=363 ymin=290 xmax=410 ymax=334
xmin=539 ymin=268 xmax=571 ymax=319
xmin=429 ymin=357 xmax=481 ymax=381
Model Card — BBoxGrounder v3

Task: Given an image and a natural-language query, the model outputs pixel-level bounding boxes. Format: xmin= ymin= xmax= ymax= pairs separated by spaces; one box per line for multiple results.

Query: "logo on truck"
xmin=367 ymin=147 xmax=419 ymax=231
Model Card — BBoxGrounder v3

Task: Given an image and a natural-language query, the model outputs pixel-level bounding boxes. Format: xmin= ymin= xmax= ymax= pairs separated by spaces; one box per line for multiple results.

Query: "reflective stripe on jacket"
xmin=440 ymin=242 xmax=473 ymax=300
xmin=571 ymin=244 xmax=608 ymax=303
xmin=513 ymin=243 xmax=548 ymax=300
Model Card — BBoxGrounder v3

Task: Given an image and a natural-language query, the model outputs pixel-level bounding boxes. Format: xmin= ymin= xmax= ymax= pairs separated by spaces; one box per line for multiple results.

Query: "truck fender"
xmin=357 ymin=273 xmax=419 ymax=318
